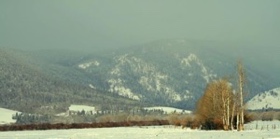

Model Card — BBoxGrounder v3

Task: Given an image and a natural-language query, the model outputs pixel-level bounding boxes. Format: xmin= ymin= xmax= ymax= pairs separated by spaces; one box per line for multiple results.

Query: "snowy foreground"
xmin=1 ymin=121 xmax=280 ymax=139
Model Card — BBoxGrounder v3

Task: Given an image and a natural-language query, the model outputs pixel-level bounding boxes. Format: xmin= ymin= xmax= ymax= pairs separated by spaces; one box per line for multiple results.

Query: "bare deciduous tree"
xmin=237 ymin=60 xmax=245 ymax=131
xmin=195 ymin=79 xmax=234 ymax=130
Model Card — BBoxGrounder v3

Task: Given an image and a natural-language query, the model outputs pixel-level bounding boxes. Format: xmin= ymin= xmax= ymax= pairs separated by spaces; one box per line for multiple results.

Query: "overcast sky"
xmin=0 ymin=0 xmax=279 ymax=51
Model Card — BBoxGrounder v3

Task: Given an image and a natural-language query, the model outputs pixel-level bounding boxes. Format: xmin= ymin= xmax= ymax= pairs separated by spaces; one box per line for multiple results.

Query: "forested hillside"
xmin=0 ymin=48 xmax=142 ymax=113
xmin=70 ymin=39 xmax=276 ymax=109
xmin=0 ymin=39 xmax=278 ymax=111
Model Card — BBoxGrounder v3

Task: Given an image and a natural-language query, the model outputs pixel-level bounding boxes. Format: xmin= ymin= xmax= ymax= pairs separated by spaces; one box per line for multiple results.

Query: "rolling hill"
xmin=247 ymin=88 xmax=280 ymax=110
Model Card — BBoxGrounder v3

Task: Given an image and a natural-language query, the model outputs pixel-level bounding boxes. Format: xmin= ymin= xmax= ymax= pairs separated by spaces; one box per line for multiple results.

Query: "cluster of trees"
xmin=12 ymin=113 xmax=52 ymax=124
xmin=248 ymin=111 xmax=280 ymax=121
xmin=195 ymin=61 xmax=248 ymax=130
xmin=11 ymin=107 xmax=168 ymax=124
xmin=196 ymin=79 xmax=234 ymax=130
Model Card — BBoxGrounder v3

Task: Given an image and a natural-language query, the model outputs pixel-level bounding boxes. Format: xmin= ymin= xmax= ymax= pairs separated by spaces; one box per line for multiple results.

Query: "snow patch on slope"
xmin=78 ymin=61 xmax=100 ymax=69
xmin=108 ymin=54 xmax=183 ymax=102
xmin=183 ymin=90 xmax=193 ymax=99
xmin=181 ymin=53 xmax=197 ymax=67
xmin=247 ymin=88 xmax=280 ymax=110
xmin=181 ymin=53 xmax=216 ymax=83
xmin=89 ymin=84 xmax=96 ymax=89
xmin=108 ymin=54 xmax=141 ymax=100
xmin=108 ymin=79 xmax=141 ymax=100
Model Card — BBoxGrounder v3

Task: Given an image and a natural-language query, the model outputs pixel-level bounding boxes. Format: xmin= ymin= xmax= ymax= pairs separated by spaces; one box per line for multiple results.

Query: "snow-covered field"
xmin=67 ymin=105 xmax=191 ymax=115
xmin=68 ymin=104 xmax=96 ymax=112
xmin=1 ymin=121 xmax=280 ymax=139
xmin=57 ymin=104 xmax=97 ymax=116
xmin=144 ymin=106 xmax=192 ymax=114
xmin=0 ymin=108 xmax=19 ymax=125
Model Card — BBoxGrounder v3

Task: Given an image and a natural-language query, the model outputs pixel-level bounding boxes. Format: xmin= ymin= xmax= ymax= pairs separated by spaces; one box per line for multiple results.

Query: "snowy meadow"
xmin=1 ymin=121 xmax=280 ymax=139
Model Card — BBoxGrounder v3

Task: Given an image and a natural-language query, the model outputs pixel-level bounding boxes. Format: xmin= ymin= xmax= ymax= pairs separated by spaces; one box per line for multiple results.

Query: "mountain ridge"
xmin=1 ymin=39 xmax=278 ymax=110
xmin=71 ymin=39 xmax=278 ymax=108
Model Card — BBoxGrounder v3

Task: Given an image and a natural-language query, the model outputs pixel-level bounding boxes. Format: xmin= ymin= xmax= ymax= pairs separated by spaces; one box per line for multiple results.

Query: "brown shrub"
xmin=167 ymin=114 xmax=181 ymax=126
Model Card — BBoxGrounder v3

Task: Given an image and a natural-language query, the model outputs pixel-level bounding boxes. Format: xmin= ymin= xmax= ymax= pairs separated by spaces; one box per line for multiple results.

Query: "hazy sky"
xmin=0 ymin=0 xmax=279 ymax=51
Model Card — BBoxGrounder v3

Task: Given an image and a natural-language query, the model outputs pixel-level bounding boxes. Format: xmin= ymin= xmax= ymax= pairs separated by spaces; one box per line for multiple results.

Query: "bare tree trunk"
xmin=222 ymin=90 xmax=226 ymax=130
xmin=230 ymin=102 xmax=235 ymax=130
xmin=236 ymin=111 xmax=240 ymax=131
xmin=238 ymin=60 xmax=245 ymax=131
xmin=226 ymin=98 xmax=230 ymax=130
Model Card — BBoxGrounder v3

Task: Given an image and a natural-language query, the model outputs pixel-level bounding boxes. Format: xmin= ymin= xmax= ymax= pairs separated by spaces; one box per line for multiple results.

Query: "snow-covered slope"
xmin=0 ymin=107 xmax=20 ymax=124
xmin=247 ymin=88 xmax=280 ymax=110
